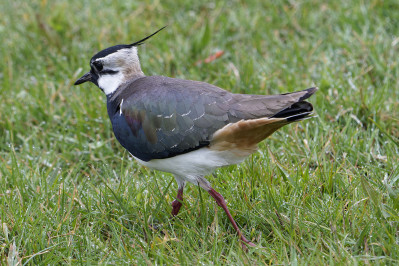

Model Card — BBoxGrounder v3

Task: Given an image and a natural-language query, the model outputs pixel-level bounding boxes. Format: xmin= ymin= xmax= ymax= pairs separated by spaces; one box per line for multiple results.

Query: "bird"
xmin=74 ymin=26 xmax=317 ymax=249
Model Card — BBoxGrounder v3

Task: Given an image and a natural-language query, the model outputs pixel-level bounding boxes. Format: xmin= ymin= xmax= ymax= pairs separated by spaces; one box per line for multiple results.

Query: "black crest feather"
xmin=129 ymin=26 xmax=167 ymax=47
xmin=90 ymin=26 xmax=167 ymax=62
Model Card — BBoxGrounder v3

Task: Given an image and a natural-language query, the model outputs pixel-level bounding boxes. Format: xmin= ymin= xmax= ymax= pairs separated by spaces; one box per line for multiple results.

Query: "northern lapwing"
xmin=74 ymin=27 xmax=317 ymax=248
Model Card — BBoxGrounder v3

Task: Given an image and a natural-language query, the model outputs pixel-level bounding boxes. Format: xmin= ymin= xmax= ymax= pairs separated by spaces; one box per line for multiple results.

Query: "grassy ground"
xmin=1 ymin=0 xmax=398 ymax=264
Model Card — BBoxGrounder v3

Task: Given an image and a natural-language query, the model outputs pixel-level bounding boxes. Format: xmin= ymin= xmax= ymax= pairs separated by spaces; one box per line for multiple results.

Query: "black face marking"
xmin=89 ymin=59 xmax=117 ymax=77
xmin=102 ymin=69 xmax=119 ymax=75
xmin=90 ymin=71 xmax=99 ymax=86
xmin=92 ymin=60 xmax=103 ymax=72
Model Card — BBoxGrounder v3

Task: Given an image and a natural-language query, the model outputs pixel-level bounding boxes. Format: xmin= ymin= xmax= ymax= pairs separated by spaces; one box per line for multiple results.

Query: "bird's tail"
xmin=210 ymin=87 xmax=317 ymax=155
xmin=271 ymin=87 xmax=317 ymax=122
xmin=272 ymin=101 xmax=314 ymax=122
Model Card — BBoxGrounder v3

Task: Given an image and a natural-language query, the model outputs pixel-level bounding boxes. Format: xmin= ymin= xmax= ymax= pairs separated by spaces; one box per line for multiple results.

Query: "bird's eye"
xmin=92 ymin=61 xmax=103 ymax=72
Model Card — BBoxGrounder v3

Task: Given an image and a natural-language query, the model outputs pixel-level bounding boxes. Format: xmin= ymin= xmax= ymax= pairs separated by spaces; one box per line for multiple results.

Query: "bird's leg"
xmin=171 ymin=176 xmax=186 ymax=217
xmin=171 ymin=187 xmax=184 ymax=216
xmin=208 ymin=188 xmax=256 ymax=248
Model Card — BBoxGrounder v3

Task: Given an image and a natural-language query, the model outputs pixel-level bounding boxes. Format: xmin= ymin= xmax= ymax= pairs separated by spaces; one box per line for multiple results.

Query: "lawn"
xmin=1 ymin=0 xmax=398 ymax=264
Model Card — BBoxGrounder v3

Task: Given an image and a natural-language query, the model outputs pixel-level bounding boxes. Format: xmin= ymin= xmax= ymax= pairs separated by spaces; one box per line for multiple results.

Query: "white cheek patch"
xmin=98 ymin=72 xmax=124 ymax=95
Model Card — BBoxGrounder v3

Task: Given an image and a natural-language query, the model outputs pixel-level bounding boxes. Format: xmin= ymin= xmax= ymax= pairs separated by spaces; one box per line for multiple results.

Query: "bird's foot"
xmin=171 ymin=199 xmax=183 ymax=217
xmin=240 ymin=235 xmax=256 ymax=250
xmin=171 ymin=187 xmax=184 ymax=217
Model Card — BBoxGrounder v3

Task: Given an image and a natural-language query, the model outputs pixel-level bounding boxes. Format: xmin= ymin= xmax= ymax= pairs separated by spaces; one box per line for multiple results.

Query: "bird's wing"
xmin=111 ymin=76 xmax=237 ymax=161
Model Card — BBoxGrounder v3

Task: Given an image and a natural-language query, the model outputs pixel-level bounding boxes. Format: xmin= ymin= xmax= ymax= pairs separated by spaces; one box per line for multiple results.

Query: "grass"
xmin=1 ymin=0 xmax=398 ymax=264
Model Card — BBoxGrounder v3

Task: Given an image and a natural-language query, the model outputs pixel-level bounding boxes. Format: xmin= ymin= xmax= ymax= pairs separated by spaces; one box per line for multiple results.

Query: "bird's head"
xmin=74 ymin=26 xmax=166 ymax=95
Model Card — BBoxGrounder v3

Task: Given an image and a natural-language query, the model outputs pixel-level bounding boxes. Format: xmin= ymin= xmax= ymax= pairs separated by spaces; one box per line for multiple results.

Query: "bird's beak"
xmin=74 ymin=72 xmax=92 ymax=85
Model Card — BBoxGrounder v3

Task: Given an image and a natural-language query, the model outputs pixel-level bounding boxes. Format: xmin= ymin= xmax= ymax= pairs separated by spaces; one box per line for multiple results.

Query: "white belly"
xmin=133 ymin=147 xmax=248 ymax=184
